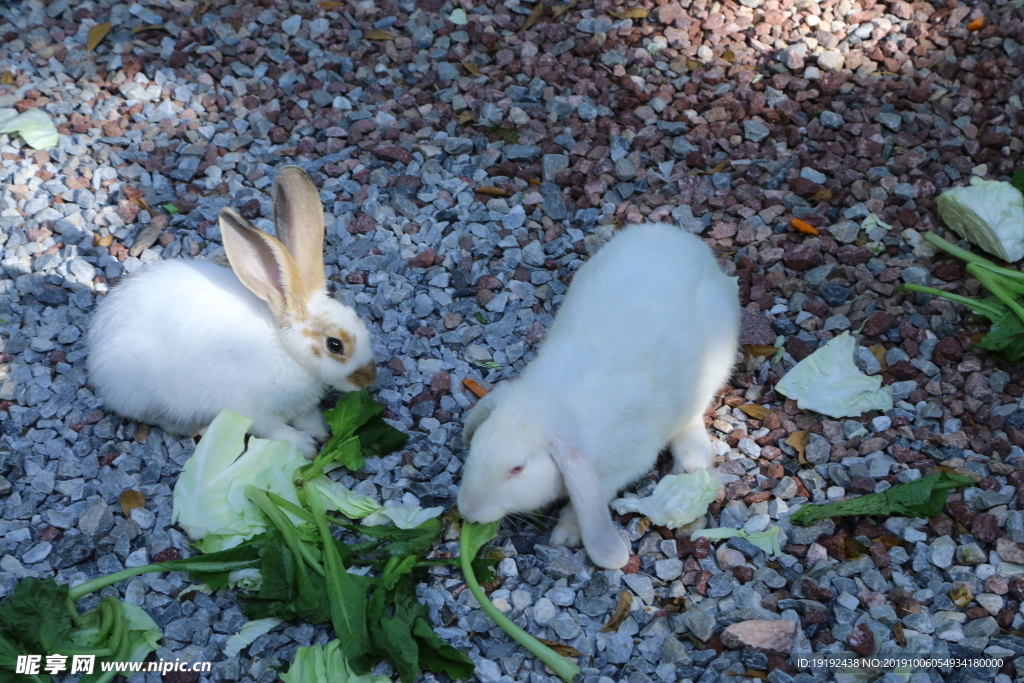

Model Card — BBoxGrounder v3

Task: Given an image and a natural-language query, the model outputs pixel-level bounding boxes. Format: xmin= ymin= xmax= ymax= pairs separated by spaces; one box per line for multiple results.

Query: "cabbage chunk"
xmin=0 ymin=108 xmax=60 ymax=150
xmin=610 ymin=468 xmax=721 ymax=528
xmin=937 ymin=178 xmax=1024 ymax=262
xmin=775 ymin=332 xmax=893 ymax=418
xmin=171 ymin=410 xmax=308 ymax=553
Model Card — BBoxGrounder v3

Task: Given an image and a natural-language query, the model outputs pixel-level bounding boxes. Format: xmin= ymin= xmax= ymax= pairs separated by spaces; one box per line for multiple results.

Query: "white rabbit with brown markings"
xmin=457 ymin=222 xmax=740 ymax=569
xmin=87 ymin=166 xmax=377 ymax=456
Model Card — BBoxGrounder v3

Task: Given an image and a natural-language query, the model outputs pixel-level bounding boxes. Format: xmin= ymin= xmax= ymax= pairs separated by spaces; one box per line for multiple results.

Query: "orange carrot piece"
xmin=967 ymin=16 xmax=984 ymax=30
xmin=790 ymin=217 xmax=819 ymax=235
xmin=462 ymin=377 xmax=490 ymax=398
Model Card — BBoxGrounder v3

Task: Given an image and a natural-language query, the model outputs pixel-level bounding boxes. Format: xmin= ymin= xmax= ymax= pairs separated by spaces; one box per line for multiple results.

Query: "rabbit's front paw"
xmin=550 ymin=506 xmax=583 ymax=547
xmin=264 ymin=423 xmax=319 ymax=458
xmin=293 ymin=409 xmax=330 ymax=440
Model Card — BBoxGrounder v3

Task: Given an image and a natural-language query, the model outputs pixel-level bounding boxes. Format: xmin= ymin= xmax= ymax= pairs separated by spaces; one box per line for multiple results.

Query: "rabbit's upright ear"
xmin=273 ymin=166 xmax=327 ymax=294
xmin=220 ymin=208 xmax=305 ymax=324
xmin=548 ymin=436 xmax=630 ymax=570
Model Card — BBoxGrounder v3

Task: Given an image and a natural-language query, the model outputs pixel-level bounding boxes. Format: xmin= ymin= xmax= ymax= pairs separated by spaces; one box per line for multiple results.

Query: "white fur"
xmin=86 ymin=167 xmax=376 ymax=456
xmin=457 ymin=222 xmax=740 ymax=569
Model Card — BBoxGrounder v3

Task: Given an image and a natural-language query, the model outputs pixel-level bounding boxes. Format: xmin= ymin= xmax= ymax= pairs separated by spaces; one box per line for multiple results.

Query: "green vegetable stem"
xmin=897 ymin=231 xmax=1024 ymax=363
xmin=459 ymin=520 xmax=581 ymax=683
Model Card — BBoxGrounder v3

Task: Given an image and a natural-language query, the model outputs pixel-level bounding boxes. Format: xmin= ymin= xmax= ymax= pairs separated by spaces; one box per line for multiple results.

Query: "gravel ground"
xmin=2 ymin=0 xmax=1024 ymax=681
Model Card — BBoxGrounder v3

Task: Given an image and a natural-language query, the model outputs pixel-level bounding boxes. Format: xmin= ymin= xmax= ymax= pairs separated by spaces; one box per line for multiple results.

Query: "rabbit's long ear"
xmin=548 ymin=436 xmax=630 ymax=570
xmin=462 ymin=384 xmax=506 ymax=448
xmin=220 ymin=208 xmax=305 ymax=324
xmin=273 ymin=166 xmax=327 ymax=294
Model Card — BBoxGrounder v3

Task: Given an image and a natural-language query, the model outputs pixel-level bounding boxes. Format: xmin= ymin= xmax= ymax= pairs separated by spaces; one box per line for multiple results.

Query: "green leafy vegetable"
xmin=314 ymin=391 xmax=407 ymax=475
xmin=899 ymin=232 xmax=1024 ymax=364
xmin=459 ymin=520 xmax=581 ymax=683
xmin=691 ymin=526 xmax=783 ymax=556
xmin=788 ymin=472 xmax=974 ymax=526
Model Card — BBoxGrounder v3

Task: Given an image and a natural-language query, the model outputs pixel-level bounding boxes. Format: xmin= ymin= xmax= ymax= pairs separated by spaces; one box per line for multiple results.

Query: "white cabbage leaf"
xmin=0 ymin=108 xmax=60 ymax=150
xmin=775 ymin=332 xmax=893 ymax=418
xmin=937 ymin=178 xmax=1024 ymax=262
xmin=171 ymin=410 xmax=308 ymax=553
xmin=361 ymin=505 xmax=444 ymax=529
xmin=223 ymin=618 xmax=284 ymax=658
xmin=282 ymin=640 xmax=392 ymax=683
xmin=610 ymin=469 xmax=721 ymax=528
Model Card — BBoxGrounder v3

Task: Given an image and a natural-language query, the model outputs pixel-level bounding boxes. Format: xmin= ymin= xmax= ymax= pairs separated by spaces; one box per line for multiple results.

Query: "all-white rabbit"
xmin=87 ymin=166 xmax=377 ymax=456
xmin=457 ymin=222 xmax=740 ymax=569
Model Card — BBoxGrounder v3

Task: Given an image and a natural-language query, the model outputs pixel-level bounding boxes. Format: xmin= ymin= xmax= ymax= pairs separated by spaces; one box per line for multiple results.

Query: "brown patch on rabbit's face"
xmin=302 ymin=319 xmax=355 ymax=361
xmin=349 ymin=361 xmax=377 ymax=388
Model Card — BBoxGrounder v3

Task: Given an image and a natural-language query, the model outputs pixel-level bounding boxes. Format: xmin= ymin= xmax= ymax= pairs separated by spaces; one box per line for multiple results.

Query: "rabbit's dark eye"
xmin=510 ymin=465 xmax=524 ymax=476
xmin=326 ymin=337 xmax=345 ymax=354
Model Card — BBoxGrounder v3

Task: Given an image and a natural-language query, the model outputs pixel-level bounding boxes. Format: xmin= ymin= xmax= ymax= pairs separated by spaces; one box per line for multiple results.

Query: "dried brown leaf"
xmin=189 ymin=1 xmax=211 ymax=24
xmin=809 ymin=188 xmax=833 ymax=202
xmin=611 ymin=8 xmax=649 ymax=19
xmin=685 ymin=59 xmax=699 ymax=71
xmin=87 ymin=22 xmax=113 ymax=51
xmin=120 ymin=489 xmax=145 ymax=516
xmin=457 ymin=112 xmax=477 ymax=125
xmin=844 ymin=537 xmax=868 ymax=559
xmin=786 ymin=430 xmax=810 ymax=465
xmin=727 ymin=670 xmax=769 ymax=681
xmin=0 ymin=71 xmax=13 ymax=85
xmin=462 ymin=60 xmax=483 ymax=75
xmin=637 ymin=516 xmax=650 ymax=535
xmin=535 ymin=638 xmax=581 ymax=657
xmin=135 ymin=423 xmax=149 ymax=443
xmin=743 ymin=344 xmax=776 ymax=358
xmin=523 ymin=0 xmax=545 ymax=30
xmin=129 ymin=196 xmax=152 ymax=212
xmin=869 ymin=343 xmax=888 ymax=372
xmin=365 ymin=28 xmax=393 ymax=40
xmin=722 ymin=49 xmax=736 ymax=63
xmin=872 ymin=533 xmax=902 ymax=549
xmin=317 ymin=0 xmax=347 ymax=9
xmin=94 ymin=234 xmax=115 ymax=247
xmin=598 ymin=591 xmax=633 ymax=632
xmin=893 ymin=621 xmax=906 ymax=647
xmin=550 ymin=0 xmax=576 ymax=19
xmin=131 ymin=23 xmax=167 ymax=35
xmin=738 ymin=404 xmax=772 ymax=421
xmin=710 ymin=159 xmax=730 ymax=173
xmin=475 ymin=186 xmax=509 ymax=197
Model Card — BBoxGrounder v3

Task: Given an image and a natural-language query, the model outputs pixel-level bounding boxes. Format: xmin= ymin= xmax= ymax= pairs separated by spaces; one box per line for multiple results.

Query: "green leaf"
xmin=163 ymin=202 xmax=179 ymax=215
xmin=412 ymin=618 xmax=474 ymax=680
xmin=317 ymin=392 xmax=407 ymax=472
xmin=354 ymin=415 xmax=408 ymax=457
xmin=789 ymin=472 xmax=974 ymax=526
xmin=462 ymin=520 xmax=500 ymax=560
xmin=324 ymin=391 xmax=384 ymax=442
xmin=1012 ymin=169 xmax=1024 ymax=196
xmin=472 ymin=360 xmax=502 ymax=370
xmin=378 ymin=617 xmax=419 ymax=683
xmin=305 ymin=483 xmax=372 ymax=663
xmin=0 ymin=578 xmax=76 ymax=654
